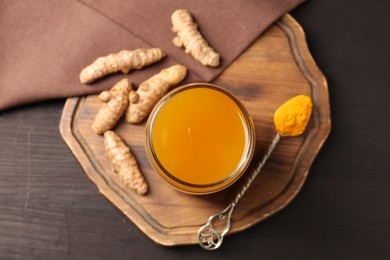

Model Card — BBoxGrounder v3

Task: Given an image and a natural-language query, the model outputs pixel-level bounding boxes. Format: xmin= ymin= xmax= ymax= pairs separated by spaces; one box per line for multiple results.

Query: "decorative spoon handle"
xmin=198 ymin=134 xmax=281 ymax=250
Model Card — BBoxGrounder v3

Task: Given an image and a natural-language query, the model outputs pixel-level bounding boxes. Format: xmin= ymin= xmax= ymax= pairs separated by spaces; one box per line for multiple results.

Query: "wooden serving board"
xmin=60 ymin=15 xmax=330 ymax=246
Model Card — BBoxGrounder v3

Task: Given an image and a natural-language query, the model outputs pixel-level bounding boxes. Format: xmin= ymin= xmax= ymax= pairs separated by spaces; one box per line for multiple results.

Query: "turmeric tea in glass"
xmin=146 ymin=83 xmax=255 ymax=194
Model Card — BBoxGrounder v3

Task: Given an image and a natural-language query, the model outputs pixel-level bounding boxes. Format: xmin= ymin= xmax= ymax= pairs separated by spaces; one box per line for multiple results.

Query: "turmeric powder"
xmin=274 ymin=95 xmax=313 ymax=136
xmin=104 ymin=131 xmax=148 ymax=195
xmin=126 ymin=64 xmax=187 ymax=123
xmin=92 ymin=78 xmax=131 ymax=135
xmin=80 ymin=48 xmax=166 ymax=84
xmin=171 ymin=9 xmax=220 ymax=67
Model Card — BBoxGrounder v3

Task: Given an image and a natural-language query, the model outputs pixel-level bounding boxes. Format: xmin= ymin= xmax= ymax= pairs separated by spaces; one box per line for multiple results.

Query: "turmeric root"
xmin=126 ymin=64 xmax=187 ymax=123
xmin=171 ymin=9 xmax=220 ymax=67
xmin=92 ymin=78 xmax=131 ymax=135
xmin=104 ymin=131 xmax=148 ymax=195
xmin=80 ymin=48 xmax=166 ymax=84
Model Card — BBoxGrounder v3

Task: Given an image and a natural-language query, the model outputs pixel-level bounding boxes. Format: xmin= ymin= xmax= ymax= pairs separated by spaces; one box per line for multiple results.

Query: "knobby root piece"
xmin=126 ymin=64 xmax=187 ymax=123
xmin=80 ymin=48 xmax=166 ymax=84
xmin=92 ymin=78 xmax=131 ymax=135
xmin=171 ymin=9 xmax=220 ymax=67
xmin=104 ymin=131 xmax=148 ymax=195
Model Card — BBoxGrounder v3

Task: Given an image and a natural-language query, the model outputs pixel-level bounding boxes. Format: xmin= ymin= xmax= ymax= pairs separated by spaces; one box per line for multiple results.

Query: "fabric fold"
xmin=79 ymin=0 xmax=305 ymax=82
xmin=0 ymin=0 xmax=304 ymax=111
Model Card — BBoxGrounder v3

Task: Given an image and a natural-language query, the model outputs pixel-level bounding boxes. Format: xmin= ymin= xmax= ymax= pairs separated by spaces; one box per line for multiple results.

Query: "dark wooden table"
xmin=1 ymin=1 xmax=389 ymax=259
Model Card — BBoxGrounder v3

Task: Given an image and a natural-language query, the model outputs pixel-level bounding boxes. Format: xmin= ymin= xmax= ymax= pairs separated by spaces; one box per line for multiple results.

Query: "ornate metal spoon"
xmin=198 ymin=95 xmax=313 ymax=250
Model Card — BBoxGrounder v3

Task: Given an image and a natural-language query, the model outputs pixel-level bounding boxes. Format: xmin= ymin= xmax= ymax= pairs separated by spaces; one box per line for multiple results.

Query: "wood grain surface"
xmin=60 ymin=15 xmax=330 ymax=246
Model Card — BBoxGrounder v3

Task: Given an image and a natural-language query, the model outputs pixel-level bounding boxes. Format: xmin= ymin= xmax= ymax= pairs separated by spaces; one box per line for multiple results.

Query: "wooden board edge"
xmin=224 ymin=14 xmax=332 ymax=235
xmin=281 ymin=14 xmax=332 ymax=138
xmin=59 ymin=98 xmax=182 ymax=246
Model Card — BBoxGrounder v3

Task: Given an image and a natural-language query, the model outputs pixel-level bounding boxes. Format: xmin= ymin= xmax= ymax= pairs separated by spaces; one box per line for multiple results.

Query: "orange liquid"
xmin=151 ymin=87 xmax=249 ymax=185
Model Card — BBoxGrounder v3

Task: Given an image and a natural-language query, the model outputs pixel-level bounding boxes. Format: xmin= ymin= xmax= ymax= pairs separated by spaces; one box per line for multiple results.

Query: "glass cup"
xmin=146 ymin=83 xmax=256 ymax=195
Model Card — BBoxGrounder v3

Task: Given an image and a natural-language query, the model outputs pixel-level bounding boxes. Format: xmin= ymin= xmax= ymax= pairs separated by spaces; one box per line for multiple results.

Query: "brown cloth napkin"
xmin=0 ymin=0 xmax=304 ymax=111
